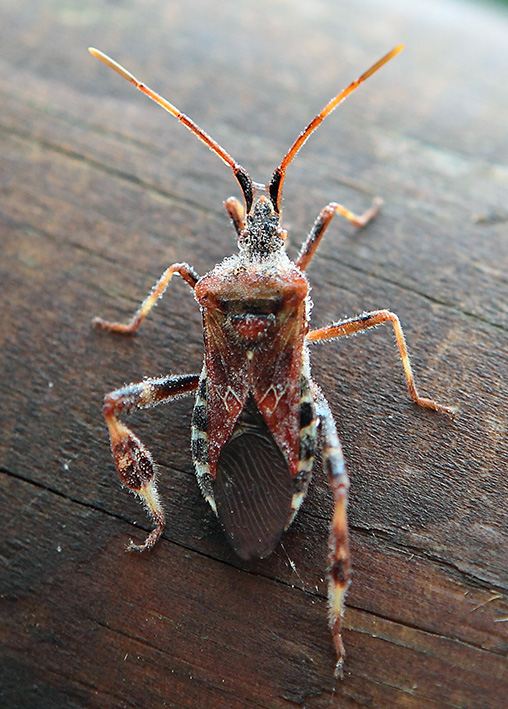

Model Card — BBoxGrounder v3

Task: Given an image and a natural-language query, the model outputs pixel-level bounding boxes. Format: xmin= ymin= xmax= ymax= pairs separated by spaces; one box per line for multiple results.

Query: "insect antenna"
xmin=268 ymin=45 xmax=404 ymax=213
xmin=88 ymin=48 xmax=254 ymax=212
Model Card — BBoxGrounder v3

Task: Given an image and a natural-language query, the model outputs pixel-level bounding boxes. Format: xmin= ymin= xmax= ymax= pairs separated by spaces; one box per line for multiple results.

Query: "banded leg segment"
xmin=94 ymin=262 xmax=199 ymax=333
xmin=104 ymin=373 xmax=200 ymax=551
xmin=308 ymin=310 xmax=455 ymax=415
xmin=315 ymin=388 xmax=350 ymax=678
xmin=296 ymin=199 xmax=383 ymax=272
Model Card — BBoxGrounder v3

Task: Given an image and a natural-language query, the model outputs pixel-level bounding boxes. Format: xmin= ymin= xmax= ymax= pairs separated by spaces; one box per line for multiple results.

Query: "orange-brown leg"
xmin=296 ymin=199 xmax=383 ymax=271
xmin=104 ymin=373 xmax=200 ymax=551
xmin=314 ymin=388 xmax=350 ymax=678
xmin=93 ymin=262 xmax=199 ymax=333
xmin=308 ymin=310 xmax=456 ymax=415
xmin=224 ymin=196 xmax=246 ymax=236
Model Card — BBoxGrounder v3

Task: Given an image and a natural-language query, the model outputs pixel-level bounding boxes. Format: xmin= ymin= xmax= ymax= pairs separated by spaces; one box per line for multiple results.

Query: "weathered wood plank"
xmin=1 ymin=0 xmax=507 ymax=706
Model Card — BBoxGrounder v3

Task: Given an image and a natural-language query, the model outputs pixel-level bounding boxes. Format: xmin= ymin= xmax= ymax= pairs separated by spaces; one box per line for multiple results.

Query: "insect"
xmin=90 ymin=44 xmax=454 ymax=675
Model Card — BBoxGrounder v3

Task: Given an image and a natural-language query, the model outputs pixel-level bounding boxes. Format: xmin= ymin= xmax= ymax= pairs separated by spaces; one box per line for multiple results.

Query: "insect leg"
xmin=224 ymin=196 xmax=246 ymax=236
xmin=103 ymin=373 xmax=200 ymax=551
xmin=308 ymin=310 xmax=455 ymax=415
xmin=314 ymin=387 xmax=350 ymax=678
xmin=93 ymin=262 xmax=199 ymax=333
xmin=296 ymin=199 xmax=382 ymax=271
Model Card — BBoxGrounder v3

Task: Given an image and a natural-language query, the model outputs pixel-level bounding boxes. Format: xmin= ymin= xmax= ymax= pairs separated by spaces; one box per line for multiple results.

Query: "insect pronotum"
xmin=90 ymin=44 xmax=454 ymax=675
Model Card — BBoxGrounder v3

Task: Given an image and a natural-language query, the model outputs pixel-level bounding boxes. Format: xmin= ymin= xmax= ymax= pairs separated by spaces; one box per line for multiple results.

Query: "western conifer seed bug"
xmin=91 ymin=44 xmax=454 ymax=675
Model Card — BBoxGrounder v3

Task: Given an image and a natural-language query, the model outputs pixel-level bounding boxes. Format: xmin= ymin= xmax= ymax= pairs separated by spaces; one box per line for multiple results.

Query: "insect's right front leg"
xmin=103 ymin=373 xmax=200 ymax=551
xmin=296 ymin=199 xmax=383 ymax=272
xmin=94 ymin=262 xmax=199 ymax=333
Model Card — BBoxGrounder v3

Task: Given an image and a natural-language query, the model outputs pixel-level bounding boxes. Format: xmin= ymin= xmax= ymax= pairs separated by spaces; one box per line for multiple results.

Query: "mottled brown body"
xmin=91 ymin=45 xmax=453 ymax=675
xmin=195 ymin=250 xmax=309 ymax=475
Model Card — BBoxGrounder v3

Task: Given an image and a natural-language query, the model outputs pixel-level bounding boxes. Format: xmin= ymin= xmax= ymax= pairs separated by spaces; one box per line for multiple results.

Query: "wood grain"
xmin=1 ymin=0 xmax=507 ymax=706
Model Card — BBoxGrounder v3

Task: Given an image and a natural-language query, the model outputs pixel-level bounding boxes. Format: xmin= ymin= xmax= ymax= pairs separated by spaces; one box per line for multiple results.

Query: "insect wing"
xmin=214 ymin=395 xmax=293 ymax=559
xmin=202 ymin=309 xmax=307 ymax=559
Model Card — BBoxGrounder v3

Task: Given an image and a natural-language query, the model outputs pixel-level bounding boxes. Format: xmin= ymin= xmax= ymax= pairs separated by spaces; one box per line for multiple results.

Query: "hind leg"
xmin=104 ymin=373 xmax=200 ymax=551
xmin=315 ymin=387 xmax=351 ymax=677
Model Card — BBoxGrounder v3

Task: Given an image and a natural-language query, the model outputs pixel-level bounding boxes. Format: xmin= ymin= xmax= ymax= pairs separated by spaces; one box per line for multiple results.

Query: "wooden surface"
xmin=1 ymin=0 xmax=508 ymax=706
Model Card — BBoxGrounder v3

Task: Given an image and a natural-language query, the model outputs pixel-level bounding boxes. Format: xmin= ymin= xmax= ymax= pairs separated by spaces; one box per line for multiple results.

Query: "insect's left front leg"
xmin=308 ymin=310 xmax=455 ymax=415
xmin=94 ymin=262 xmax=199 ymax=334
xmin=103 ymin=373 xmax=200 ymax=551
xmin=314 ymin=388 xmax=350 ymax=678
xmin=224 ymin=196 xmax=246 ymax=236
